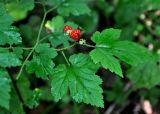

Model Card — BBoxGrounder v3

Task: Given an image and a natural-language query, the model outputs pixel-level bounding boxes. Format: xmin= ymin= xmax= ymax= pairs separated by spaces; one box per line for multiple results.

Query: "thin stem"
xmin=46 ymin=5 xmax=59 ymax=14
xmin=16 ymin=48 xmax=35 ymax=80
xmin=104 ymin=103 xmax=116 ymax=114
xmin=55 ymin=42 xmax=77 ymax=51
xmin=35 ymin=1 xmax=43 ymax=5
xmin=61 ymin=51 xmax=70 ymax=66
xmin=39 ymin=34 xmax=51 ymax=42
xmin=22 ymin=47 xmax=33 ymax=50
xmin=79 ymin=43 xmax=96 ymax=48
xmin=36 ymin=13 xmax=47 ymax=44
xmin=16 ymin=8 xmax=47 ymax=80
xmin=1 ymin=47 xmax=32 ymax=50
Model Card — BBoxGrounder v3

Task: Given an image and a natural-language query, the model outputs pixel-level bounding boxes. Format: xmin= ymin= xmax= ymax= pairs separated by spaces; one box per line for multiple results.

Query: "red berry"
xmin=63 ymin=25 xmax=72 ymax=32
xmin=73 ymin=29 xmax=81 ymax=34
xmin=69 ymin=29 xmax=81 ymax=40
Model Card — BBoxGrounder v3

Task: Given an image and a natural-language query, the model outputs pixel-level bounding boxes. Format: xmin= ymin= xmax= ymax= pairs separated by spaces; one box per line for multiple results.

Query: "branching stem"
xmin=16 ymin=5 xmax=52 ymax=80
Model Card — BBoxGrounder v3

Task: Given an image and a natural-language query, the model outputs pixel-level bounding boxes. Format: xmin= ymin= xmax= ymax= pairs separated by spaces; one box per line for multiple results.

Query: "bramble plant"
xmin=0 ymin=0 xmax=160 ymax=114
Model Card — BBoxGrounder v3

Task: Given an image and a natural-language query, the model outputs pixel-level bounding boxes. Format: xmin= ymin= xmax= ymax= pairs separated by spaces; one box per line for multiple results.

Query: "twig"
xmin=55 ymin=42 xmax=77 ymax=51
xmin=61 ymin=51 xmax=71 ymax=66
xmin=16 ymin=6 xmax=47 ymax=80
xmin=104 ymin=103 xmax=116 ymax=114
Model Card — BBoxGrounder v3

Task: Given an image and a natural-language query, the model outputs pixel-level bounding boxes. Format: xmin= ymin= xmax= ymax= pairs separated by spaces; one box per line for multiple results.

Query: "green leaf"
xmin=90 ymin=48 xmax=123 ymax=77
xmin=35 ymin=43 xmax=57 ymax=59
xmin=0 ymin=52 xmax=21 ymax=67
xmin=0 ymin=27 xmax=22 ymax=46
xmin=0 ymin=70 xmax=11 ymax=109
xmin=65 ymin=21 xmax=79 ymax=29
xmin=51 ymin=53 xmax=103 ymax=107
xmin=12 ymin=47 xmax=23 ymax=59
xmin=0 ymin=3 xmax=13 ymax=30
xmin=6 ymin=0 xmax=34 ymax=21
xmin=49 ymin=33 xmax=72 ymax=47
xmin=46 ymin=16 xmax=78 ymax=47
xmin=127 ymin=57 xmax=160 ymax=89
xmin=26 ymin=43 xmax=57 ymax=79
xmin=90 ymin=28 xmax=151 ymax=77
xmin=57 ymin=0 xmax=91 ymax=16
xmin=45 ymin=16 xmax=64 ymax=33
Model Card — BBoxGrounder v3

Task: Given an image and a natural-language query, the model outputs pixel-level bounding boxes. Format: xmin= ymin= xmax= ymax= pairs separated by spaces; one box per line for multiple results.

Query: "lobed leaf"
xmin=51 ymin=53 xmax=104 ymax=107
xmin=90 ymin=28 xmax=151 ymax=77
xmin=26 ymin=43 xmax=57 ymax=79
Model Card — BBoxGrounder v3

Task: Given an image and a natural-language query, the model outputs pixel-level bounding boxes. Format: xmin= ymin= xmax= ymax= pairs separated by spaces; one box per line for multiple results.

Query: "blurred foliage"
xmin=0 ymin=0 xmax=160 ymax=114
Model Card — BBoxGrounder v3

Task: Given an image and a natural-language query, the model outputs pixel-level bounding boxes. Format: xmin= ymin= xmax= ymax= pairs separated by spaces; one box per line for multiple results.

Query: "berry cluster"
xmin=63 ymin=25 xmax=81 ymax=41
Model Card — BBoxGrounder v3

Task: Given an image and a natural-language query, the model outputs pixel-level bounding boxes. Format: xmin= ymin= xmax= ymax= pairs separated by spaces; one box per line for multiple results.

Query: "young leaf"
xmin=45 ymin=16 xmax=64 ymax=33
xmin=57 ymin=0 xmax=91 ymax=16
xmin=26 ymin=43 xmax=57 ymax=79
xmin=90 ymin=28 xmax=151 ymax=77
xmin=0 ymin=70 xmax=11 ymax=109
xmin=51 ymin=54 xmax=104 ymax=107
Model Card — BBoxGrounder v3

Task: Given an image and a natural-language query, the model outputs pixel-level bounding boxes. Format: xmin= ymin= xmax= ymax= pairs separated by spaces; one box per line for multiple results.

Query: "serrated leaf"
xmin=12 ymin=47 xmax=23 ymax=59
xmin=0 ymin=70 xmax=11 ymax=109
xmin=0 ymin=3 xmax=13 ymax=30
xmin=49 ymin=33 xmax=72 ymax=47
xmin=90 ymin=28 xmax=151 ymax=77
xmin=57 ymin=0 xmax=91 ymax=16
xmin=90 ymin=48 xmax=123 ymax=77
xmin=6 ymin=0 xmax=34 ymax=21
xmin=51 ymin=53 xmax=104 ymax=107
xmin=0 ymin=27 xmax=22 ymax=46
xmin=35 ymin=43 xmax=57 ymax=59
xmin=46 ymin=16 xmax=78 ymax=47
xmin=0 ymin=52 xmax=21 ymax=67
xmin=26 ymin=43 xmax=57 ymax=79
xmin=127 ymin=57 xmax=160 ymax=89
